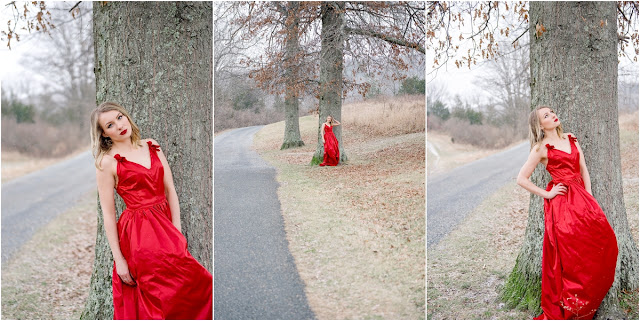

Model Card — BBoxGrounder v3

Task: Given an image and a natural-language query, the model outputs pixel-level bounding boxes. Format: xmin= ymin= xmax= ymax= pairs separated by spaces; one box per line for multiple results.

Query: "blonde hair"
xmin=529 ymin=105 xmax=564 ymax=151
xmin=90 ymin=102 xmax=142 ymax=169
xmin=327 ymin=115 xmax=334 ymax=125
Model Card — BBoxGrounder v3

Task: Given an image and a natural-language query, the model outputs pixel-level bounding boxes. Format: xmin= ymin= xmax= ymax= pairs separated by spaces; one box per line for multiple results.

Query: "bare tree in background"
xmin=18 ymin=2 xmax=95 ymax=131
xmin=213 ymin=2 xmax=292 ymax=133
xmin=477 ymin=42 xmax=530 ymax=134
xmin=236 ymin=1 xmax=317 ymax=149
xmin=214 ymin=2 xmax=260 ymax=109
xmin=426 ymin=80 xmax=448 ymax=107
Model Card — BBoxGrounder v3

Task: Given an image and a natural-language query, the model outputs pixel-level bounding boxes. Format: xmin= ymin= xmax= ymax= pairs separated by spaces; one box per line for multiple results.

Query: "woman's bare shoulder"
xmin=530 ymin=142 xmax=548 ymax=157
xmin=97 ymin=154 xmax=117 ymax=173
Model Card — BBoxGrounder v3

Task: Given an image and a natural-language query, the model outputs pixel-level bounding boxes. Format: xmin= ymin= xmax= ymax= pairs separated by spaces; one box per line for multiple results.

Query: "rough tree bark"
xmin=81 ymin=2 xmax=212 ymax=319
xmin=312 ymin=1 xmax=347 ymax=165
xmin=501 ymin=2 xmax=638 ymax=319
xmin=281 ymin=1 xmax=305 ymax=150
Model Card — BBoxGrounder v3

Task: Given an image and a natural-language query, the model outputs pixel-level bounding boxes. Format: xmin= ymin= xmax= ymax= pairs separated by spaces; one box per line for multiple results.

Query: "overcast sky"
xmin=427 ymin=2 xmax=639 ymax=108
xmin=0 ymin=35 xmax=41 ymax=96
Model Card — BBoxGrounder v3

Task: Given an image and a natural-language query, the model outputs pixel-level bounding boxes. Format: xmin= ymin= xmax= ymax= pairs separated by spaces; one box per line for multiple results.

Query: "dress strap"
xmin=114 ymin=154 xmax=126 ymax=162
xmin=567 ymin=134 xmax=577 ymax=143
xmin=147 ymin=140 xmax=161 ymax=152
xmin=545 ymin=143 xmax=555 ymax=150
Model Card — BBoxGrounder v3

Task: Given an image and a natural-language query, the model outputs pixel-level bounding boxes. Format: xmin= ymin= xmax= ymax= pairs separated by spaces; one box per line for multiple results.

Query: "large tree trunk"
xmin=501 ymin=2 xmax=638 ymax=319
xmin=82 ymin=2 xmax=212 ymax=319
xmin=281 ymin=1 xmax=304 ymax=150
xmin=312 ymin=1 xmax=347 ymax=164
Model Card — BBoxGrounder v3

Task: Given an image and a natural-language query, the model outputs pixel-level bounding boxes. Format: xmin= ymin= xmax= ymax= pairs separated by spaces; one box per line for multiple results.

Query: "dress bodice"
xmin=324 ymin=124 xmax=333 ymax=133
xmin=114 ymin=141 xmax=165 ymax=209
xmin=545 ymin=135 xmax=582 ymax=185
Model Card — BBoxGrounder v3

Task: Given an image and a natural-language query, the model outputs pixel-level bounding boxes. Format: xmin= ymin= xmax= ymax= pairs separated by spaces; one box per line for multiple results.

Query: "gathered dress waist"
xmin=122 ymin=197 xmax=168 ymax=212
xmin=547 ymin=173 xmax=583 ymax=189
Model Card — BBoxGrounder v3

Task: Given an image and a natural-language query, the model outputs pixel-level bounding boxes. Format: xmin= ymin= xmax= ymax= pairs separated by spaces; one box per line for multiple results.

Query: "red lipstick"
xmin=120 ymin=129 xmax=128 ymax=135
xmin=554 ymin=119 xmax=558 ymax=122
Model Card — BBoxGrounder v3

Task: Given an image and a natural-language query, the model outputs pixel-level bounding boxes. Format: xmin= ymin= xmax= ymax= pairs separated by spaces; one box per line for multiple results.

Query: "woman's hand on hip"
xmin=546 ymin=183 xmax=567 ymax=199
xmin=115 ymin=258 xmax=136 ymax=286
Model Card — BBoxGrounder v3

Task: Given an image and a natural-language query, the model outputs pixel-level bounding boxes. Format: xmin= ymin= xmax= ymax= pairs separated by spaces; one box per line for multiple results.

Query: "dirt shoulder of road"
xmin=2 ymin=147 xmax=90 ymax=184
xmin=427 ymin=111 xmax=639 ymax=319
xmin=1 ymin=190 xmax=97 ymax=319
xmin=427 ymin=130 xmax=525 ymax=176
xmin=214 ymin=128 xmax=233 ymax=137
xmin=253 ymin=97 xmax=425 ymax=319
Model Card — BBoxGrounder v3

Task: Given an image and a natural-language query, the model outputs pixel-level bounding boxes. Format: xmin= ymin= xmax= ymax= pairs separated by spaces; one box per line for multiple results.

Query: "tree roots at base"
xmin=280 ymin=140 xmax=305 ymax=150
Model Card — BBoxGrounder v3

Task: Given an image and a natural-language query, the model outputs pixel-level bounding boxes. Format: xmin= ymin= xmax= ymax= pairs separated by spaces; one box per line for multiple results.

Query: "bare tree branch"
xmin=345 ymin=26 xmax=425 ymax=53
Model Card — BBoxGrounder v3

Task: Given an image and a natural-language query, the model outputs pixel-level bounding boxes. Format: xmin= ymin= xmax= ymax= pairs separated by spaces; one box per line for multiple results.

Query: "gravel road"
xmin=427 ymin=142 xmax=529 ymax=247
xmin=214 ymin=126 xmax=315 ymax=320
xmin=1 ymin=151 xmax=96 ymax=265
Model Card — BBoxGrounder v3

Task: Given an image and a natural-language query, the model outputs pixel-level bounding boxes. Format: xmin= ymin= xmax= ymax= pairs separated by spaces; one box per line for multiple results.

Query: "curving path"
xmin=1 ymin=151 xmax=96 ymax=265
xmin=214 ymin=126 xmax=315 ymax=320
xmin=427 ymin=142 xmax=529 ymax=247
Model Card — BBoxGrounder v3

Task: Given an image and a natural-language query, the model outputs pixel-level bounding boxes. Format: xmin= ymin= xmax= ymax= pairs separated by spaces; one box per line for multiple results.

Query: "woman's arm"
xmin=150 ymin=139 xmax=182 ymax=233
xmin=516 ymin=146 xmax=566 ymax=199
xmin=573 ymin=138 xmax=592 ymax=195
xmin=96 ymin=157 xmax=136 ymax=286
xmin=321 ymin=124 xmax=325 ymax=143
xmin=332 ymin=119 xmax=341 ymax=126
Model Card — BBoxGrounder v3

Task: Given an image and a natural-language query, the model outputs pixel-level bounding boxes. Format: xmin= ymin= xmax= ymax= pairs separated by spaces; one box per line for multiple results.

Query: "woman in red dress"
xmin=319 ymin=115 xmax=341 ymax=166
xmin=90 ymin=102 xmax=212 ymax=319
xmin=516 ymin=106 xmax=618 ymax=320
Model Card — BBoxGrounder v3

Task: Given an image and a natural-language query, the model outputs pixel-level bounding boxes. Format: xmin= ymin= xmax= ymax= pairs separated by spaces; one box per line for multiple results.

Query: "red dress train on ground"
xmin=112 ymin=140 xmax=212 ymax=320
xmin=319 ymin=124 xmax=339 ymax=166
xmin=535 ymin=135 xmax=618 ymax=320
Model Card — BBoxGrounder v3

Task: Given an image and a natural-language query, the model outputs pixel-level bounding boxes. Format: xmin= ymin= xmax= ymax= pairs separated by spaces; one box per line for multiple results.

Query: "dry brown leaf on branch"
xmin=535 ymin=22 xmax=546 ymax=39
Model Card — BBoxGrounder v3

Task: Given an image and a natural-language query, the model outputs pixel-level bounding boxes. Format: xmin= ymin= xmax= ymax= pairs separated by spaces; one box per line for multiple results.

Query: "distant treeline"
xmin=214 ymin=76 xmax=425 ymax=133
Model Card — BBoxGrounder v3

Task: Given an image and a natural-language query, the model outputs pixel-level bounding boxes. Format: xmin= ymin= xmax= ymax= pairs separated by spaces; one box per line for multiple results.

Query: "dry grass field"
xmin=254 ymin=95 xmax=425 ymax=319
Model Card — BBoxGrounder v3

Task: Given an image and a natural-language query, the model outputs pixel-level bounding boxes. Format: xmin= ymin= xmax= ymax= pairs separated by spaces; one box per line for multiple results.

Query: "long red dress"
xmin=112 ymin=140 xmax=212 ymax=320
xmin=535 ymin=135 xmax=618 ymax=320
xmin=319 ymin=124 xmax=339 ymax=166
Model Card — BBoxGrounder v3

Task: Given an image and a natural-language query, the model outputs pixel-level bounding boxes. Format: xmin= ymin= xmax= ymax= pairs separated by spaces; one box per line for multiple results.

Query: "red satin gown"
xmin=112 ymin=140 xmax=212 ymax=320
xmin=535 ymin=135 xmax=618 ymax=320
xmin=319 ymin=124 xmax=339 ymax=166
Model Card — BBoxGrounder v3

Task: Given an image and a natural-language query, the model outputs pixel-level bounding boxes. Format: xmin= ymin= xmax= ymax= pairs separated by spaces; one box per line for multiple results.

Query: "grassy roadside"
xmin=427 ymin=182 xmax=532 ymax=319
xmin=1 ymin=190 xmax=97 ymax=319
xmin=427 ymin=111 xmax=639 ymax=319
xmin=254 ymin=96 xmax=425 ymax=319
